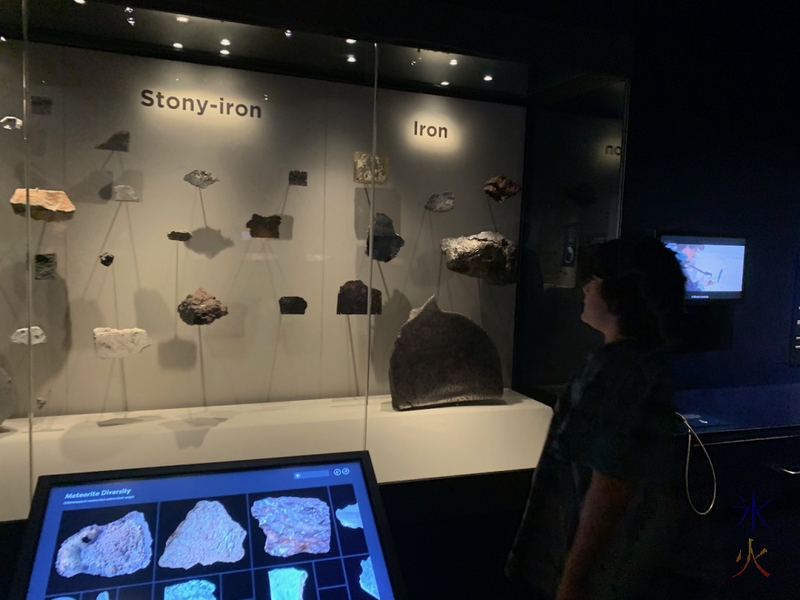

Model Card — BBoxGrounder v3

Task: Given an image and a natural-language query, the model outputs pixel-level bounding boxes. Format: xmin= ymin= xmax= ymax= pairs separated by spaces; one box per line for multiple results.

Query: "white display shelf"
xmin=0 ymin=390 xmax=552 ymax=521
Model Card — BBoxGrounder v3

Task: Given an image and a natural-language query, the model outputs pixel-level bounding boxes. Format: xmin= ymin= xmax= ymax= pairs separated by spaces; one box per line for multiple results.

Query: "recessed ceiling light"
xmin=449 ymin=59 xmax=458 ymax=66
xmin=440 ymin=81 xmax=450 ymax=86
xmin=220 ymin=38 xmax=231 ymax=46
xmin=74 ymin=0 xmax=86 ymax=4
xmin=173 ymin=42 xmax=183 ymax=49
xmin=483 ymin=74 xmax=493 ymax=81
xmin=0 ymin=36 xmax=6 ymax=42
xmin=220 ymin=49 xmax=230 ymax=56
xmin=176 ymin=16 xmax=189 ymax=23
xmin=346 ymin=38 xmax=357 ymax=44
xmin=284 ymin=30 xmax=292 ymax=37
xmin=346 ymin=55 xmax=356 ymax=63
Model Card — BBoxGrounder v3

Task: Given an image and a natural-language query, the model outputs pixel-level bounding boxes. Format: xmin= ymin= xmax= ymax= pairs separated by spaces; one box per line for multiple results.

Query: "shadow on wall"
xmin=371 ymin=288 xmax=413 ymax=387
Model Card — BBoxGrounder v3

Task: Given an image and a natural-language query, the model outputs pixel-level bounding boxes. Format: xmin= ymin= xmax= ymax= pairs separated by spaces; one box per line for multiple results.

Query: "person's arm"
xmin=556 ymin=469 xmax=635 ymax=600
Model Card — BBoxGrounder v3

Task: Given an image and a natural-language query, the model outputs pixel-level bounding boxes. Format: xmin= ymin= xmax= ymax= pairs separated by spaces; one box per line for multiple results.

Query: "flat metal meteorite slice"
xmin=55 ymin=511 xmax=153 ymax=578
xmin=250 ymin=496 xmax=331 ymax=558
xmin=184 ymin=170 xmax=220 ymax=189
xmin=159 ymin=500 xmax=246 ymax=569
xmin=389 ymin=295 xmax=504 ymax=411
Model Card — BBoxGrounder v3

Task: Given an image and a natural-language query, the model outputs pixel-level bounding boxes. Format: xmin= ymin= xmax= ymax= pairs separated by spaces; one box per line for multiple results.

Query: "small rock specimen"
xmin=10 ymin=326 xmax=47 ymax=345
xmin=164 ymin=579 xmax=217 ymax=600
xmin=1 ymin=116 xmax=22 ymax=130
xmin=178 ymin=288 xmax=229 ymax=326
xmin=335 ymin=504 xmax=362 ymax=529
xmin=0 ymin=367 xmax=12 ymax=427
xmin=184 ymin=170 xmax=220 ymax=189
xmin=354 ymin=152 xmax=388 ymax=184
xmin=31 ymin=96 xmax=52 ymax=115
xmin=279 ymin=297 xmax=308 ymax=315
xmin=35 ymin=253 xmax=57 ymax=280
xmin=97 ymin=592 xmax=110 ymax=600
xmin=100 ymin=253 xmax=115 ymax=267
xmin=425 ymin=191 xmax=456 ymax=212
xmin=483 ymin=175 xmax=521 ymax=202
xmin=250 ymin=496 xmax=331 ymax=558
xmin=9 ymin=188 xmax=75 ymax=221
xmin=55 ymin=511 xmax=153 ymax=578
xmin=93 ymin=327 xmax=152 ymax=359
xmin=269 ymin=567 xmax=308 ymax=600
xmin=159 ymin=500 xmax=246 ymax=569
xmin=288 ymin=170 xmax=307 ymax=186
xmin=389 ymin=296 xmax=503 ymax=411
xmin=168 ymin=231 xmax=193 ymax=242
xmin=441 ymin=231 xmax=518 ymax=285
xmin=114 ymin=185 xmax=138 ymax=201
xmin=366 ymin=213 xmax=404 ymax=262
xmin=360 ymin=557 xmax=380 ymax=599
xmin=336 ymin=280 xmax=382 ymax=315
xmin=95 ymin=131 xmax=130 ymax=152
xmin=246 ymin=214 xmax=281 ymax=239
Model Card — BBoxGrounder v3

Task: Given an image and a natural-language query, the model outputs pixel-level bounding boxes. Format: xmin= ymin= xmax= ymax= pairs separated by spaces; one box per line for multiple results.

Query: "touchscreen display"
xmin=661 ymin=235 xmax=746 ymax=299
xmin=27 ymin=462 xmax=393 ymax=600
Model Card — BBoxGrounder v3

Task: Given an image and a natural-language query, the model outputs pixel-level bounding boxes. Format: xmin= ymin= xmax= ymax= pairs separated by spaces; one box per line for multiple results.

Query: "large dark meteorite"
xmin=177 ymin=288 xmax=229 ymax=325
xmin=279 ymin=297 xmax=308 ymax=315
xmin=366 ymin=213 xmax=404 ymax=262
xmin=34 ymin=254 xmax=57 ymax=280
xmin=389 ymin=296 xmax=504 ymax=410
xmin=483 ymin=175 xmax=521 ymax=202
xmin=289 ymin=170 xmax=308 ymax=186
xmin=246 ymin=214 xmax=281 ymax=239
xmin=336 ymin=280 xmax=381 ymax=315
xmin=441 ymin=230 xmax=518 ymax=285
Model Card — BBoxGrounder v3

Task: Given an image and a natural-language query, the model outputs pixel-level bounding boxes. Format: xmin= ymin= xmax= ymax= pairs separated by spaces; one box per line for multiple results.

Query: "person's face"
xmin=581 ymin=276 xmax=619 ymax=341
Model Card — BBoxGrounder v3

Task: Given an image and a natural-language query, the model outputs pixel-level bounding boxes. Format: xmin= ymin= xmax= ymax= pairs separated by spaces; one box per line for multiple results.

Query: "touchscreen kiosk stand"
xmin=11 ymin=452 xmax=406 ymax=600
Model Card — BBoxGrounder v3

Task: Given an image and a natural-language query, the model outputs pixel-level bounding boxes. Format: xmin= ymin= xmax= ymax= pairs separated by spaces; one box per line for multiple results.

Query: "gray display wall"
xmin=0 ymin=43 xmax=525 ymax=417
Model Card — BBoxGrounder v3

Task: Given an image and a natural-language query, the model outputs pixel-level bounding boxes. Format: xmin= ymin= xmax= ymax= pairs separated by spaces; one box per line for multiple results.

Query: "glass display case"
xmin=0 ymin=0 xmax=628 ymax=521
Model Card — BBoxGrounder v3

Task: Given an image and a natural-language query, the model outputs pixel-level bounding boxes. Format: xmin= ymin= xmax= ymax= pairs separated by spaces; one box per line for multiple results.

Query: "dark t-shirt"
xmin=506 ymin=340 xmax=688 ymax=599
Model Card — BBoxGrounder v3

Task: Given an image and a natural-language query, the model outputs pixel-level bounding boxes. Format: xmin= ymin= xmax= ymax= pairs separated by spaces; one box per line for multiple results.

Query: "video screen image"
xmin=30 ymin=464 xmax=391 ymax=600
xmin=662 ymin=237 xmax=745 ymax=296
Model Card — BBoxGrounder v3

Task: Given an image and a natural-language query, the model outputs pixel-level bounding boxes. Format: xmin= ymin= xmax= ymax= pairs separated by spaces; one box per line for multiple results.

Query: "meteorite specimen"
xmin=483 ymin=175 xmax=521 ymax=202
xmin=441 ymin=231 xmax=518 ymax=285
xmin=184 ymin=170 xmax=220 ymax=189
xmin=288 ymin=170 xmax=307 ymax=186
xmin=336 ymin=280 xmax=381 ymax=315
xmin=424 ymin=191 xmax=455 ymax=213
xmin=113 ymin=185 xmax=138 ymax=201
xmin=354 ymin=152 xmax=388 ymax=184
xmin=159 ymin=500 xmax=246 ymax=569
xmin=360 ymin=557 xmax=379 ymax=599
xmin=10 ymin=326 xmax=47 ymax=345
xmin=269 ymin=567 xmax=308 ymax=600
xmin=55 ymin=511 xmax=153 ymax=578
xmin=366 ymin=213 xmax=404 ymax=262
xmin=35 ymin=253 xmax=57 ymax=280
xmin=164 ymin=580 xmax=217 ymax=600
xmin=250 ymin=496 xmax=331 ymax=558
xmin=335 ymin=504 xmax=362 ymax=529
xmin=1 ymin=116 xmax=22 ymax=130
xmin=389 ymin=296 xmax=503 ymax=411
xmin=279 ymin=297 xmax=307 ymax=315
xmin=93 ymin=327 xmax=151 ymax=359
xmin=100 ymin=253 xmax=115 ymax=267
xmin=9 ymin=188 xmax=75 ymax=221
xmin=178 ymin=288 xmax=229 ymax=326
xmin=0 ymin=367 xmax=12 ymax=428
xmin=168 ymin=231 xmax=193 ymax=242
xmin=95 ymin=131 xmax=130 ymax=152
xmin=246 ymin=214 xmax=281 ymax=239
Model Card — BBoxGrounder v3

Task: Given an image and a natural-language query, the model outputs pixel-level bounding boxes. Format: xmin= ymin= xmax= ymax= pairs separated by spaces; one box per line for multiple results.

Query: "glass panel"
xmin=1 ymin=1 xmax=380 ymax=520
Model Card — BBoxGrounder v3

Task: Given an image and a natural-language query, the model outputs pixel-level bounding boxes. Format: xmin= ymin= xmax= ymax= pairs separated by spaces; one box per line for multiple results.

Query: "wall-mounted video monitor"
xmin=660 ymin=235 xmax=746 ymax=300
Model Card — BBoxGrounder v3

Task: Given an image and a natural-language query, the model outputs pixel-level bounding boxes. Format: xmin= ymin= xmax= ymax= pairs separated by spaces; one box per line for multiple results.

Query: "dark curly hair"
xmin=585 ymin=237 xmax=687 ymax=346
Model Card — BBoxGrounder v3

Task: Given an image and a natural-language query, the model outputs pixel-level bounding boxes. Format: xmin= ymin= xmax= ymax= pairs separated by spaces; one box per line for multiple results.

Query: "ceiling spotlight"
xmin=483 ymin=74 xmax=493 ymax=81
xmin=220 ymin=49 xmax=230 ymax=56
xmin=346 ymin=38 xmax=357 ymax=44
xmin=173 ymin=42 xmax=183 ymax=49
xmin=220 ymin=38 xmax=231 ymax=46
xmin=0 ymin=36 xmax=6 ymax=42
xmin=440 ymin=81 xmax=450 ymax=86
xmin=74 ymin=0 xmax=86 ymax=4
xmin=449 ymin=59 xmax=458 ymax=66
xmin=176 ymin=16 xmax=189 ymax=23
xmin=346 ymin=55 xmax=356 ymax=63
xmin=284 ymin=30 xmax=292 ymax=37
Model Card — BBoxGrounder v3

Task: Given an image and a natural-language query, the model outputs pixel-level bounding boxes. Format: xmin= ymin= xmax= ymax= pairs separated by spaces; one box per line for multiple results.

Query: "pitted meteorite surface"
xmin=250 ymin=496 xmax=331 ymax=558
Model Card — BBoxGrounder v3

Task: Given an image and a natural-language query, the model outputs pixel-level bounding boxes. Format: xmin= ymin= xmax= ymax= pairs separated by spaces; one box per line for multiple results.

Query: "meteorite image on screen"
xmin=55 ymin=511 xmax=153 ymax=578
xmin=250 ymin=496 xmax=331 ymax=558
xmin=360 ymin=556 xmax=380 ymax=599
xmin=335 ymin=504 xmax=363 ymax=529
xmin=159 ymin=500 xmax=247 ymax=569
xmin=269 ymin=567 xmax=308 ymax=600
xmin=164 ymin=579 xmax=217 ymax=600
